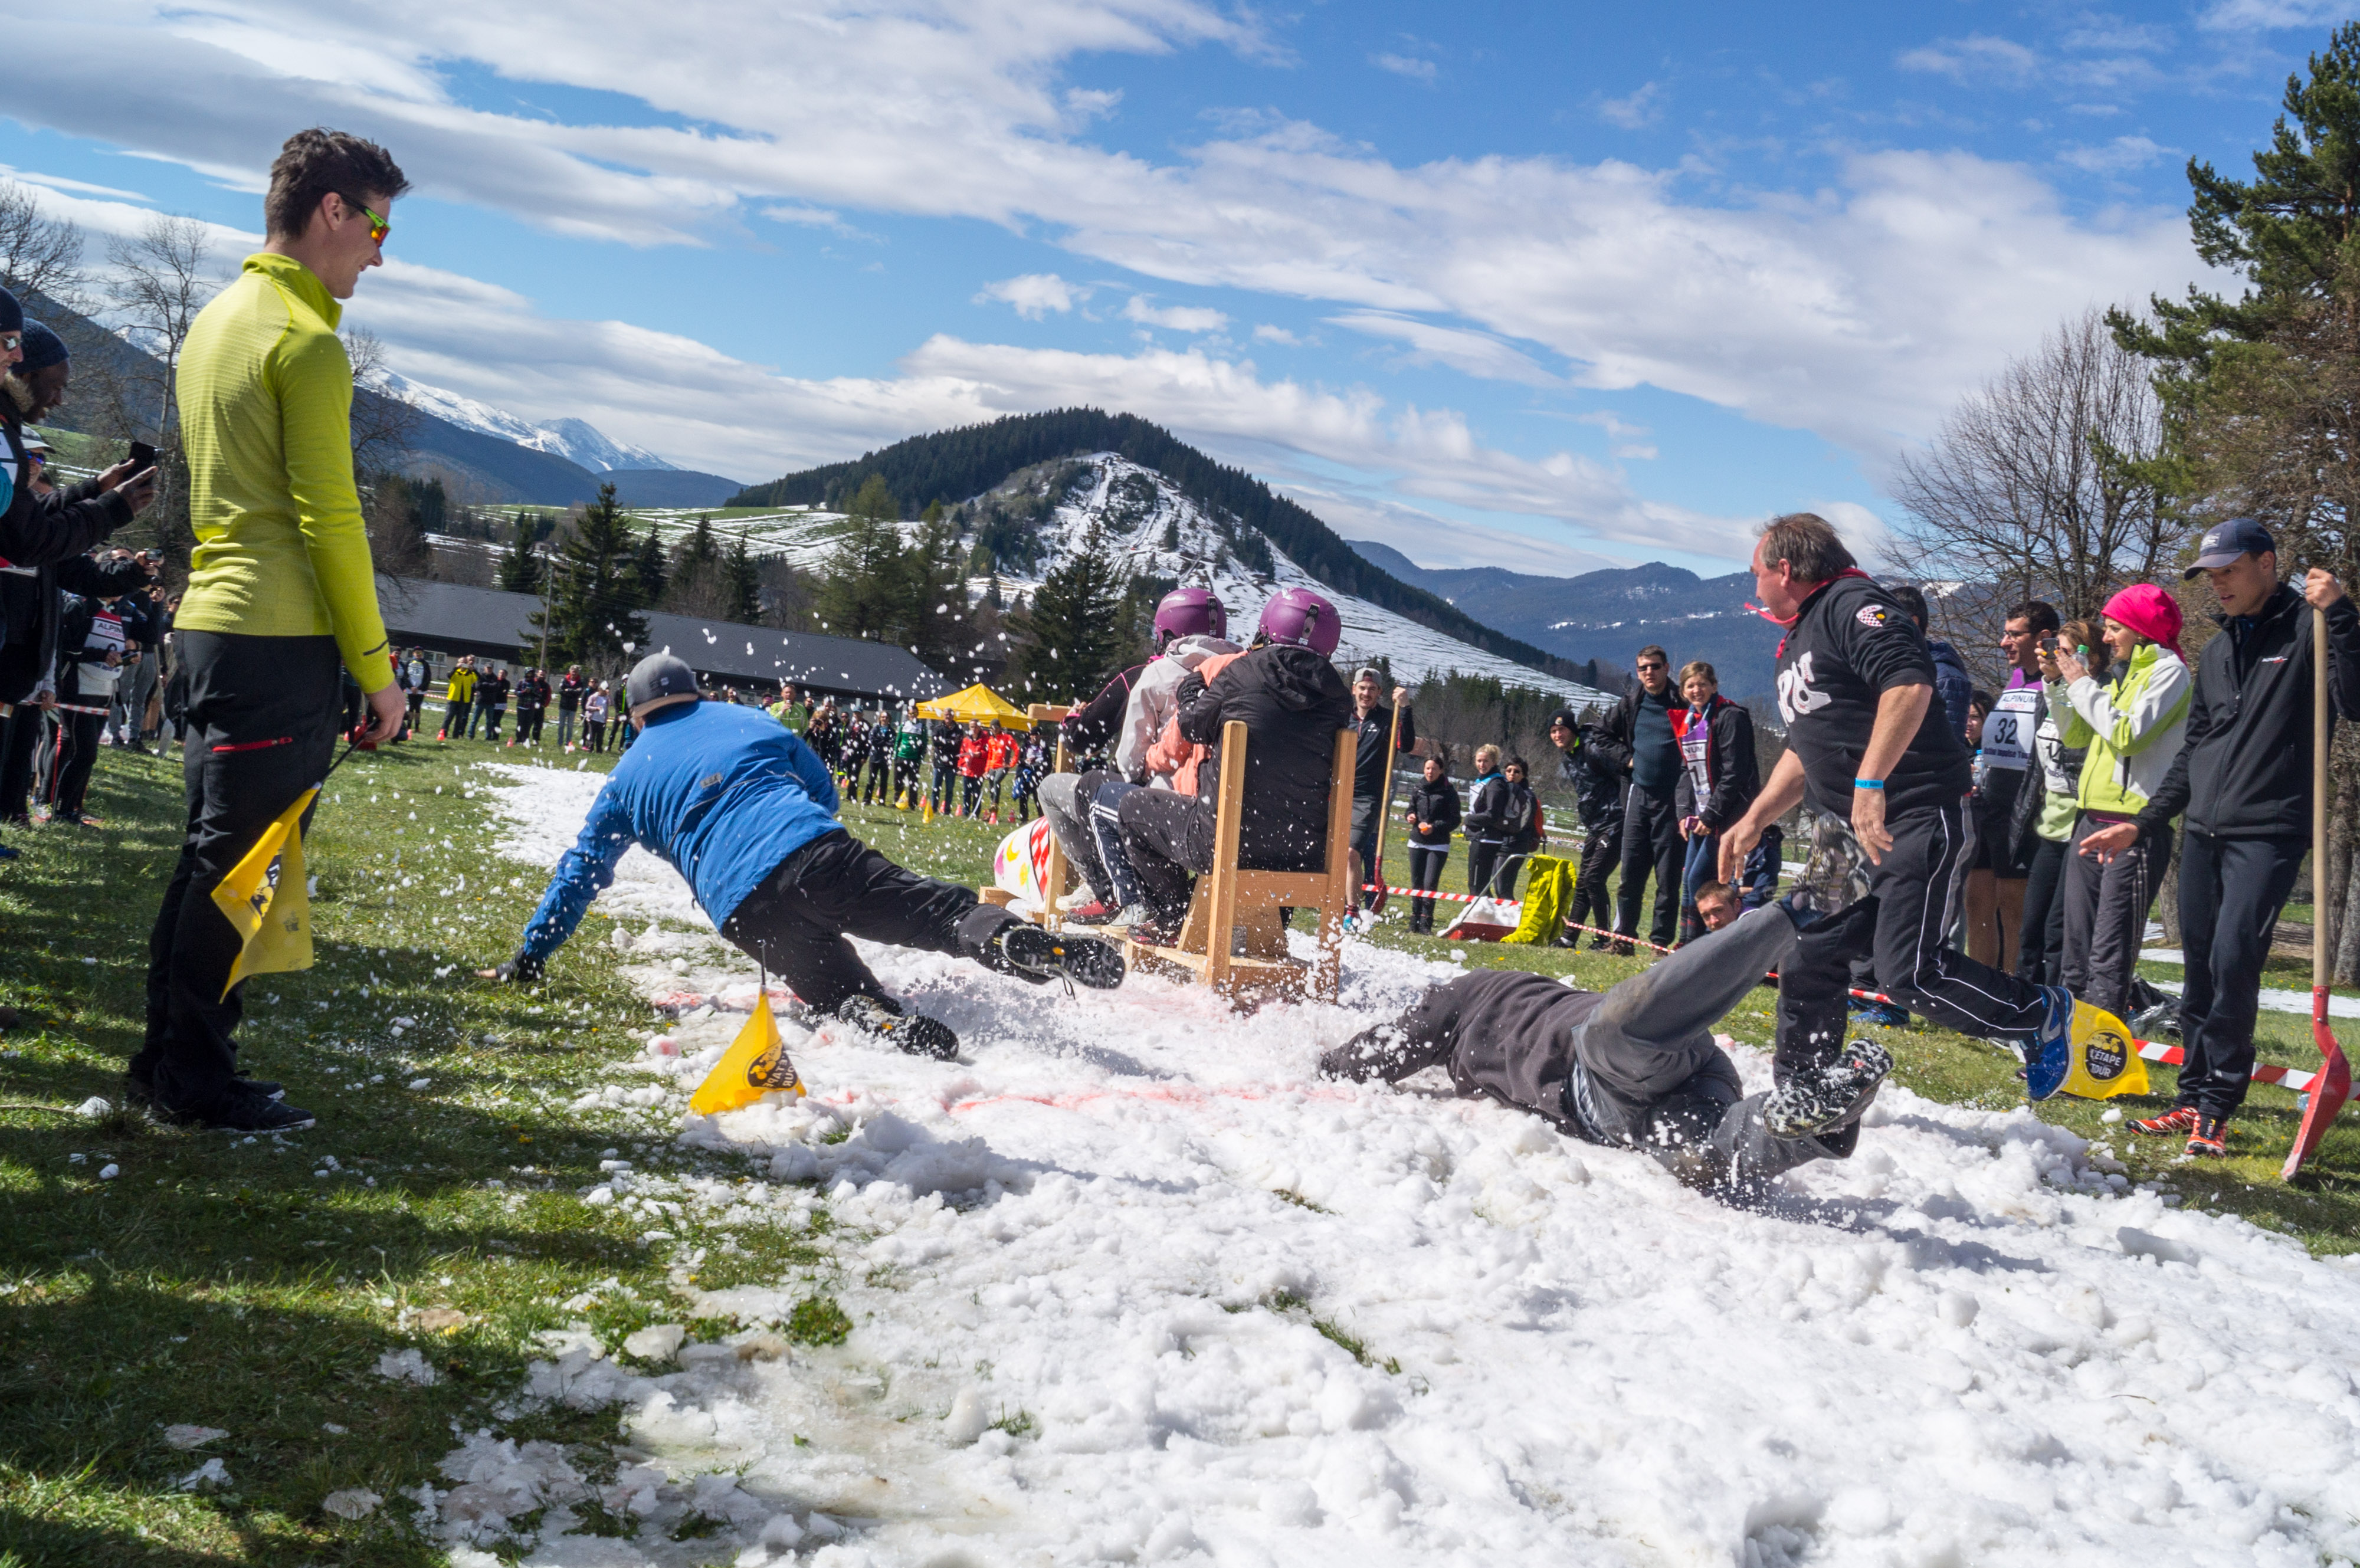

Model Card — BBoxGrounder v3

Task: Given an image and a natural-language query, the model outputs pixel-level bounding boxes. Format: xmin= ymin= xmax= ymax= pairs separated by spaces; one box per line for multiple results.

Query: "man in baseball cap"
xmin=483 ymin=652 xmax=1125 ymax=1059
xmin=2083 ymin=521 xmax=2359 ymax=1156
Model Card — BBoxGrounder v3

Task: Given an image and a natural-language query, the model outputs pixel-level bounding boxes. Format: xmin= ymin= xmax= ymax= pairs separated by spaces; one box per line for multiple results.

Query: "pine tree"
xmin=817 ymin=475 xmax=908 ymax=639
xmin=1011 ymin=522 xmax=1129 ymax=700
xmin=535 ymin=482 xmax=648 ymax=665
xmin=630 ymin=521 xmax=669 ymax=609
xmin=726 ymin=534 xmax=763 ymax=624
xmin=497 ymin=514 xmax=542 ymax=593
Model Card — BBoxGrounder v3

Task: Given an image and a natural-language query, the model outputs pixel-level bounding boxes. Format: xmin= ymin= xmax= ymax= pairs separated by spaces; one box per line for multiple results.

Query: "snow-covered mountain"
xmin=631 ymin=454 xmax=1612 ymax=700
xmin=369 ymin=371 xmax=678 ymax=473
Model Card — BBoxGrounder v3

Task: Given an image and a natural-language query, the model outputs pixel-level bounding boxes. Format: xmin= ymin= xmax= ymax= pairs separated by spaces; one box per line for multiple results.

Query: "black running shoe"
xmin=994 ymin=924 xmax=1126 ymax=989
xmin=127 ymin=1068 xmax=283 ymax=1110
xmin=1764 ymin=1038 xmax=1893 ymax=1139
xmin=158 ymin=1082 xmax=317 ymax=1133
xmin=834 ymin=993 xmax=959 ymax=1061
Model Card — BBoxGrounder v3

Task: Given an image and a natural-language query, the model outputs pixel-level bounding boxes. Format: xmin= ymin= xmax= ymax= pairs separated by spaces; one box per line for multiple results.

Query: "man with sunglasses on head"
xmin=132 ymin=129 xmax=409 ymax=1135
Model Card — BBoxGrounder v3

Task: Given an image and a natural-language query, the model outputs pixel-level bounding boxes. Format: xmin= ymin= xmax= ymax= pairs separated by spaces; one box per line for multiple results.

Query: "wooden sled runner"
xmin=1120 ymin=721 xmax=1355 ymax=1006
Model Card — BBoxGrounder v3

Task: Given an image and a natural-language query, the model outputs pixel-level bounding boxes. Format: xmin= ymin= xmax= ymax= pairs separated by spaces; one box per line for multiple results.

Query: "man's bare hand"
xmin=362 ymin=682 xmax=405 ymax=744
xmin=1392 ymin=685 xmax=1408 ymax=706
xmin=2078 ymin=821 xmax=2141 ymax=865
xmin=2305 ymin=567 xmax=2346 ymax=609
xmin=112 ymin=468 xmax=158 ymax=513
xmin=1718 ymin=812 xmax=1764 ymax=884
xmin=1851 ymin=786 xmax=1893 ymax=864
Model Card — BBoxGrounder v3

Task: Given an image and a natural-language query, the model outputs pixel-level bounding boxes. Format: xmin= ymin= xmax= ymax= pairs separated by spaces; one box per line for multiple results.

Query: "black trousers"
xmin=1117 ymin=788 xmax=1218 ymax=920
xmin=1407 ymin=842 xmax=1448 ymax=931
xmin=1778 ymin=798 xmax=2049 ymax=1080
xmin=0 ymin=703 xmax=42 ymax=823
xmin=2172 ymin=829 xmax=2306 ymax=1117
xmin=717 ymin=831 xmax=1017 ymax=1014
xmin=519 ymin=707 xmax=546 ymax=744
xmin=1615 ymin=786 xmax=1684 ymax=947
xmin=405 ymin=690 xmax=424 ymax=734
xmin=585 ymin=719 xmax=608 ymax=753
xmin=2015 ymin=835 xmax=2069 ymax=988
xmin=483 ymin=704 xmax=506 ymax=742
xmin=862 ymin=754 xmax=893 ymax=804
xmin=443 ymin=698 xmax=469 ymax=738
xmin=1329 ymin=908 xmax=1853 ymax=1186
xmin=2061 ymin=812 xmax=2168 ymax=1018
xmin=961 ymin=774 xmax=984 ymax=815
xmin=133 ymin=632 xmax=340 ymax=1114
xmin=1568 ymin=815 xmax=1620 ymax=936
xmin=43 ymin=704 xmax=104 ymax=820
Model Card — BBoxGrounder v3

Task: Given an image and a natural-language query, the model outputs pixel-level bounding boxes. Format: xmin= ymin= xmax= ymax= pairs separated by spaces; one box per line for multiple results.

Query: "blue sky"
xmin=1 ymin=1 xmax=2338 ymax=576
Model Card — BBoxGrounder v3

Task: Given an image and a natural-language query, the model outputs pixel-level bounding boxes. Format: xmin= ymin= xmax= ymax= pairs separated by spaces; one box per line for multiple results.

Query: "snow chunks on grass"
xmin=478 ymin=754 xmax=2360 ymax=1566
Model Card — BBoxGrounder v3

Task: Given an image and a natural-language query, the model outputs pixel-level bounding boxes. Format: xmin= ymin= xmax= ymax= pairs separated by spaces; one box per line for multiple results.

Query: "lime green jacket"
xmin=173 ymin=253 xmax=392 ymax=690
xmin=2053 ymin=642 xmax=2191 ymax=818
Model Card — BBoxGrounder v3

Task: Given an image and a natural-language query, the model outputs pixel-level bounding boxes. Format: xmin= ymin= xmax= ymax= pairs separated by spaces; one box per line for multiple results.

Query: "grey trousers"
xmin=1038 ymin=771 xmax=1104 ymax=902
xmin=2060 ymin=812 xmax=2164 ymax=1018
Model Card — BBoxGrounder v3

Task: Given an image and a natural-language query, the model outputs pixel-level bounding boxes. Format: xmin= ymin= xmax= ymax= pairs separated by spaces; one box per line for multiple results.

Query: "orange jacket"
xmin=957 ymin=733 xmax=989 ymax=777
xmin=986 ymin=731 xmax=1018 ymax=770
xmin=1144 ymin=650 xmax=1247 ymax=796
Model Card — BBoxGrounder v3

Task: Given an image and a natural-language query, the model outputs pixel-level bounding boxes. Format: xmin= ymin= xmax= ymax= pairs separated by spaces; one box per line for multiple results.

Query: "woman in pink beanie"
xmin=2040 ymin=583 xmax=2192 ymax=1019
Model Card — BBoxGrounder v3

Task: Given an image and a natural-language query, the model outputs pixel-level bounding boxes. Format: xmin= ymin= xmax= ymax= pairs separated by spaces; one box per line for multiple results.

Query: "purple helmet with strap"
xmin=1153 ymin=586 xmax=1227 ymax=647
xmin=1256 ymin=586 xmax=1341 ymax=657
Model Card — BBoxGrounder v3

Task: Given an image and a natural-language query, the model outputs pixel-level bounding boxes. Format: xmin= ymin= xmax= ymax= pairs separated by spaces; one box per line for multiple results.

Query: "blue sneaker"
xmin=1848 ymin=998 xmax=1910 ymax=1028
xmin=2024 ymin=985 xmax=2074 ymax=1101
xmin=0 ymin=844 xmax=18 ymax=861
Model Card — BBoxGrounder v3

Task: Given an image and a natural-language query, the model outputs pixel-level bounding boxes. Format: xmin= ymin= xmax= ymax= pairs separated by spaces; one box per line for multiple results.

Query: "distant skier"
xmin=1322 ymin=890 xmax=1886 ymax=1196
xmin=482 ymin=655 xmax=1126 ymax=1057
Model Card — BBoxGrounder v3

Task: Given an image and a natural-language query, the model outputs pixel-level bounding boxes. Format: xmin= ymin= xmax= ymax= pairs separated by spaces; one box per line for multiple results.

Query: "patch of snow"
xmin=366 ymin=370 xmax=677 ymax=472
xmin=461 ymin=762 xmax=2360 ymax=1566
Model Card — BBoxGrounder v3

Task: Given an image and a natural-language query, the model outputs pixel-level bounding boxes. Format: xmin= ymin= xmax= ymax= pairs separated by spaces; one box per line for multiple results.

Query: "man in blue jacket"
xmin=485 ymin=655 xmax=1125 ymax=1058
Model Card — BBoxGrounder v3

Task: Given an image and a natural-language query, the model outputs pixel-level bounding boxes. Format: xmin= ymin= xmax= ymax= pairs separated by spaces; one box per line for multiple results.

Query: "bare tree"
xmin=105 ymin=215 xmax=221 ymax=564
xmin=342 ymin=327 xmax=418 ymax=478
xmin=1888 ymin=309 xmax=2178 ymax=647
xmin=0 ymin=181 xmax=87 ymax=307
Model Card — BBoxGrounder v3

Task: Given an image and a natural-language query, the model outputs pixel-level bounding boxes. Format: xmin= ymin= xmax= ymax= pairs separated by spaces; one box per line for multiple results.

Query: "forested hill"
xmin=726 ymin=408 xmax=1584 ymax=680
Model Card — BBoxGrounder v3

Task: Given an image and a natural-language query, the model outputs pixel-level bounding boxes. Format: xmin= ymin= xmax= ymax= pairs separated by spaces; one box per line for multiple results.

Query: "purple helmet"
xmin=1256 ymin=586 xmax=1341 ymax=657
xmin=1153 ymin=586 xmax=1227 ymax=647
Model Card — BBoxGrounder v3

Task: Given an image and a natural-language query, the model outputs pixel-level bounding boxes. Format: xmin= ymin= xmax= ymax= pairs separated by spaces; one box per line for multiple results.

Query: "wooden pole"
xmin=2285 ymin=599 xmax=2353 ymax=1179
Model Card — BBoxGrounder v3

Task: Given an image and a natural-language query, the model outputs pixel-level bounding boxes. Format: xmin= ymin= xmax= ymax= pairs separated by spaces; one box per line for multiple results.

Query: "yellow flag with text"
xmin=2057 ymin=1000 xmax=2150 ymax=1100
xmin=209 ymin=787 xmax=318 ymax=999
xmin=689 ymin=995 xmax=808 ymax=1116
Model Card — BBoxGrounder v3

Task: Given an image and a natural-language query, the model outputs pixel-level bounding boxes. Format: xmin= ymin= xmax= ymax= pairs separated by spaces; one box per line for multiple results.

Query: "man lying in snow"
xmin=1321 ymin=890 xmax=1887 ymax=1195
xmin=483 ymin=654 xmax=1125 ymax=1058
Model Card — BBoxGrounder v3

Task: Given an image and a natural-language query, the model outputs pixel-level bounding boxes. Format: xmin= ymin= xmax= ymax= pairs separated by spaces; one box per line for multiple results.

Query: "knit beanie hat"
xmin=2102 ymin=583 xmax=2186 ymax=664
xmin=0 ymin=285 xmax=21 ymax=335
xmin=17 ymin=320 xmax=67 ymax=373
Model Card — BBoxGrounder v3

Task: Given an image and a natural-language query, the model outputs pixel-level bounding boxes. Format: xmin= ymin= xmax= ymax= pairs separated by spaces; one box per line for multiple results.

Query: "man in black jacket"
xmin=2082 ymin=520 xmax=2358 ymax=1155
xmin=42 ymin=585 xmax=154 ymax=825
xmin=1323 ymin=901 xmax=1889 ymax=1195
xmin=1346 ymin=668 xmax=1414 ymax=911
xmin=1593 ymin=646 xmax=1686 ymax=953
xmin=1115 ymin=593 xmax=1353 ymax=937
xmin=556 ymin=664 xmax=585 ymax=749
xmin=1548 ymin=707 xmax=1624 ymax=947
xmin=1719 ymin=514 xmax=2080 ymax=1128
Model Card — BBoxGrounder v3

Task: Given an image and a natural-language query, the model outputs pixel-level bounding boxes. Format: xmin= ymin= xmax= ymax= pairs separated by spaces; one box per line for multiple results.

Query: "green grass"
xmin=0 ymin=731 xmax=845 ymax=1566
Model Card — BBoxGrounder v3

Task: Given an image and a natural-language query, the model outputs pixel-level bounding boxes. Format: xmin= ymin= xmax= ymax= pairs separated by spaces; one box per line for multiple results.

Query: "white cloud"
xmin=2198 ymin=0 xmax=2344 ymax=28
xmin=3 ymin=4 xmax=2224 ymax=533
xmin=1598 ymin=82 xmax=1662 ymax=129
xmin=1899 ymin=34 xmax=2043 ymax=84
xmin=2 ymin=166 xmax=152 ymax=203
xmin=1122 ymin=295 xmax=1228 ymax=332
xmin=1251 ymin=324 xmax=1301 ymax=345
xmin=1574 ymin=411 xmax=1656 ymax=460
xmin=1371 ymin=53 xmax=1437 ymax=83
xmin=2059 ymin=135 xmax=2171 ymax=174
xmin=1326 ymin=311 xmax=1559 ymax=387
xmin=976 ymin=273 xmax=1087 ymax=319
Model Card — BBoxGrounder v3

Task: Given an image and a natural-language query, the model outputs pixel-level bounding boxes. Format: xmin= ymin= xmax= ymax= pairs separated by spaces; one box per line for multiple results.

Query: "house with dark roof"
xmin=373 ymin=576 xmax=949 ymax=703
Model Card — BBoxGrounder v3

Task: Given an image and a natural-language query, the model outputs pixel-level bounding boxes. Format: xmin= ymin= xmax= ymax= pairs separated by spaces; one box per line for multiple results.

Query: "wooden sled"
xmin=1121 ymin=721 xmax=1355 ymax=1006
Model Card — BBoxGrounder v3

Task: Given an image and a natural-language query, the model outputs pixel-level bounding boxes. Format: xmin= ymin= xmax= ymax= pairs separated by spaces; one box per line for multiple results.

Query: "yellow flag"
xmin=2057 ymin=1000 xmax=2151 ymax=1100
xmin=209 ymin=787 xmax=319 ymax=1000
xmin=689 ymin=995 xmax=808 ymax=1116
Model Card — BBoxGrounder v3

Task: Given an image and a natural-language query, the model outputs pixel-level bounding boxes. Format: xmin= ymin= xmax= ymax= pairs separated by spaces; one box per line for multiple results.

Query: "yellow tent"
xmin=914 ymin=684 xmax=1034 ymax=730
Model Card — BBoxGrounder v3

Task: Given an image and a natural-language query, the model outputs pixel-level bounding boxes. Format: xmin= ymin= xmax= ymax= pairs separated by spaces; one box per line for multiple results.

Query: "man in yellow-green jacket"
xmin=131 ymin=129 xmax=409 ymax=1134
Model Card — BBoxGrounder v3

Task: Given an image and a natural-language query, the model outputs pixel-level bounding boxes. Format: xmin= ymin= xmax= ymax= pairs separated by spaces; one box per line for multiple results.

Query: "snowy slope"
xmin=431 ymin=761 xmax=2360 ymax=1568
xmin=634 ymin=455 xmax=1610 ymax=700
xmin=371 ymin=371 xmax=678 ymax=472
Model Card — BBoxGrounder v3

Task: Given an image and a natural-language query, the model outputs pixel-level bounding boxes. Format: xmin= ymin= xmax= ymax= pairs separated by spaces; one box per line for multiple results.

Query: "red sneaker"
xmin=1066 ymin=900 xmax=1116 ymax=925
xmin=2131 ymin=1107 xmax=2198 ymax=1137
xmin=2185 ymin=1114 xmax=2229 ymax=1157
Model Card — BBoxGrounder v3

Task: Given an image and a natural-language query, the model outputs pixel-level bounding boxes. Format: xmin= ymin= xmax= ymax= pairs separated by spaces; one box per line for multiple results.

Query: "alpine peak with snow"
xmin=728 ymin=409 xmax=1614 ymax=699
xmin=369 ymin=370 xmax=679 ymax=473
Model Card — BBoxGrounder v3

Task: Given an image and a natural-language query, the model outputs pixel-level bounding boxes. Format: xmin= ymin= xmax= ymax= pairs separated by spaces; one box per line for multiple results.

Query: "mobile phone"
xmin=2038 ymin=635 xmax=2060 ymax=654
xmin=126 ymin=440 xmax=158 ymax=471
